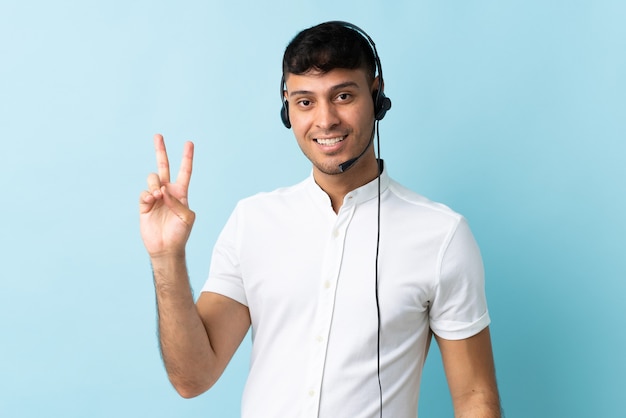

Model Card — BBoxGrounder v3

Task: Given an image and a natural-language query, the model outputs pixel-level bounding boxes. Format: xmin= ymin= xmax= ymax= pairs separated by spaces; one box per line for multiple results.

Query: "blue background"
xmin=1 ymin=1 xmax=624 ymax=417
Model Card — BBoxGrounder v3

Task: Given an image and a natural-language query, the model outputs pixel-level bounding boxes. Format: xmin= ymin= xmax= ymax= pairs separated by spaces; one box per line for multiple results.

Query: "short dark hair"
xmin=282 ymin=21 xmax=376 ymax=82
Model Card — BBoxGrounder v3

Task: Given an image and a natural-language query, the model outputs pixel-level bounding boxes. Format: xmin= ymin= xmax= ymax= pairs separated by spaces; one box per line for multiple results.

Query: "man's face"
xmin=284 ymin=68 xmax=377 ymax=177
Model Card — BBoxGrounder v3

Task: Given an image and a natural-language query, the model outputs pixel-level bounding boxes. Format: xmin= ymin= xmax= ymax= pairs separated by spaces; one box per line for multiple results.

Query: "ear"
xmin=282 ymin=73 xmax=290 ymax=100
xmin=371 ymin=76 xmax=383 ymax=94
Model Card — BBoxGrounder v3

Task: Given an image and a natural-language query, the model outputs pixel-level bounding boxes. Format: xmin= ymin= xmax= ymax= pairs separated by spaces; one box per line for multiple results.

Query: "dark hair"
xmin=282 ymin=21 xmax=376 ymax=82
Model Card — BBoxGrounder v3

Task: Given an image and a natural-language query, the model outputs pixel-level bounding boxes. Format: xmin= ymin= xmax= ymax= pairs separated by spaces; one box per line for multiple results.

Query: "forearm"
xmin=151 ymin=254 xmax=216 ymax=398
xmin=454 ymin=390 xmax=502 ymax=418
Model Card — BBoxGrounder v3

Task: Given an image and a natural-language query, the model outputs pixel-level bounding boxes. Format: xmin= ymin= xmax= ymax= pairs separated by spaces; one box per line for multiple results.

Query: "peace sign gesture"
xmin=139 ymin=134 xmax=196 ymax=259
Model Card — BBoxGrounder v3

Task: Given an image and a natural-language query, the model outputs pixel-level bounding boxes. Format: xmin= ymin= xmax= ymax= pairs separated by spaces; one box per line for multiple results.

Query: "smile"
xmin=315 ymin=136 xmax=346 ymax=145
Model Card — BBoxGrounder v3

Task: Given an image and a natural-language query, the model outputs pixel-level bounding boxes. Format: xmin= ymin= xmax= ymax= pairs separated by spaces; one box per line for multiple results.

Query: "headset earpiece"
xmin=280 ymin=75 xmax=291 ymax=128
xmin=280 ymin=100 xmax=291 ymax=128
xmin=373 ymin=89 xmax=392 ymax=121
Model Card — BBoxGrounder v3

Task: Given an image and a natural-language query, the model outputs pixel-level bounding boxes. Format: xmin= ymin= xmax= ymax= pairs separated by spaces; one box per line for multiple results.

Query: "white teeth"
xmin=316 ymin=136 xmax=344 ymax=145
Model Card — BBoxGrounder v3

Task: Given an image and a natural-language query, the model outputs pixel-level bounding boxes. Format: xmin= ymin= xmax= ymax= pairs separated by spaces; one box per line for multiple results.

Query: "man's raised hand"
xmin=140 ymin=134 xmax=196 ymax=259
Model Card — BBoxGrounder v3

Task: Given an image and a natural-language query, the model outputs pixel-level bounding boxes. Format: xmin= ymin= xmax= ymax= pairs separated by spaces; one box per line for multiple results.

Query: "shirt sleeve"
xmin=201 ymin=204 xmax=249 ymax=306
xmin=429 ymin=217 xmax=490 ymax=340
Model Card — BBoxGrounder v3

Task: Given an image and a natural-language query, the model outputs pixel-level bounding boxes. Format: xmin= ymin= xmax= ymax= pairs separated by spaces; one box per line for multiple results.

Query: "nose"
xmin=315 ymin=100 xmax=340 ymax=130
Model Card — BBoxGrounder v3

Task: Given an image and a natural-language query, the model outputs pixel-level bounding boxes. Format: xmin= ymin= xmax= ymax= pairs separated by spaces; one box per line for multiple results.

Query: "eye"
xmin=336 ymin=93 xmax=353 ymax=102
xmin=297 ymin=99 xmax=312 ymax=108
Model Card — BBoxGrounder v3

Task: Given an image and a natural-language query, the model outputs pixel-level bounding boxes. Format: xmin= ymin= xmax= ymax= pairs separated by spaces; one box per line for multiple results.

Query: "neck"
xmin=314 ymin=152 xmax=380 ymax=213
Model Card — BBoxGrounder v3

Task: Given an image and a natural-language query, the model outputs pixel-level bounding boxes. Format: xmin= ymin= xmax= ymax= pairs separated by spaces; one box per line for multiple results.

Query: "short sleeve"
xmin=429 ymin=217 xmax=490 ymax=340
xmin=201 ymin=205 xmax=249 ymax=306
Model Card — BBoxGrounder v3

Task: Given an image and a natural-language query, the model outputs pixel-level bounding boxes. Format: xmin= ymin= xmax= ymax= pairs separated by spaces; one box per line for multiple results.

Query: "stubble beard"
xmin=311 ymin=158 xmax=345 ymax=176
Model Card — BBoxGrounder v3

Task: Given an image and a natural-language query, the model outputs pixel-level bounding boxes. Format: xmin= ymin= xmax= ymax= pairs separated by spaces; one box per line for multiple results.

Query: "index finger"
xmin=176 ymin=141 xmax=194 ymax=189
xmin=153 ymin=133 xmax=170 ymax=183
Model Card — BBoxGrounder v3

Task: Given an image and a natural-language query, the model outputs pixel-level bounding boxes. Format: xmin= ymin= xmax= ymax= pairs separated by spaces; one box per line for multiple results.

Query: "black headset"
xmin=280 ymin=21 xmax=392 ymax=129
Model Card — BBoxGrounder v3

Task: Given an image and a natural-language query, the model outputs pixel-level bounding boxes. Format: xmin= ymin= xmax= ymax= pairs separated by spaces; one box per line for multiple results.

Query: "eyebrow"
xmin=288 ymin=81 xmax=360 ymax=97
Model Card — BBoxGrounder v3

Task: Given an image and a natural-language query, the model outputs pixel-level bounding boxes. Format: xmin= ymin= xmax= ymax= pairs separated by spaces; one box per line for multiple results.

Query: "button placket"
xmin=301 ymin=204 xmax=356 ymax=417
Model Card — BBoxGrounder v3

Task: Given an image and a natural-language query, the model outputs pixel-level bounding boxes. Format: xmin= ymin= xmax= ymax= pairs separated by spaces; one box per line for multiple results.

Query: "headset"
xmin=279 ymin=21 xmax=392 ymax=129
xmin=280 ymin=21 xmax=391 ymax=417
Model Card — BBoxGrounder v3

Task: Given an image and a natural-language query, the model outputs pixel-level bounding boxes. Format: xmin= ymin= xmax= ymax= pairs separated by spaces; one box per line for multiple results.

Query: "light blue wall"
xmin=1 ymin=1 xmax=623 ymax=417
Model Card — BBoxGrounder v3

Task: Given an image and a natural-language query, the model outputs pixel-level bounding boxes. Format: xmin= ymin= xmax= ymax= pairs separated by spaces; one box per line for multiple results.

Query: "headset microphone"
xmin=338 ymin=134 xmax=374 ymax=172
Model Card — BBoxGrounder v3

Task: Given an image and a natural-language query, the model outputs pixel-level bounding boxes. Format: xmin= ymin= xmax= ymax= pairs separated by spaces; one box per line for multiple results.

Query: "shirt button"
xmin=324 ymin=280 xmax=331 ymax=289
xmin=308 ymin=389 xmax=315 ymax=397
xmin=333 ymin=229 xmax=340 ymax=238
xmin=316 ymin=335 xmax=324 ymax=343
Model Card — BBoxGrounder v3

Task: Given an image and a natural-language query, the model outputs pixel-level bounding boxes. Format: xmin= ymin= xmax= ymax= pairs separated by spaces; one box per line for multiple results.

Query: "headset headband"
xmin=280 ymin=21 xmax=391 ymax=128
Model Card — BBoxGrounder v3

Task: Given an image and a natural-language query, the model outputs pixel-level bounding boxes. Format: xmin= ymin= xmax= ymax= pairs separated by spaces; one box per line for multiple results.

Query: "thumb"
xmin=161 ymin=186 xmax=196 ymax=227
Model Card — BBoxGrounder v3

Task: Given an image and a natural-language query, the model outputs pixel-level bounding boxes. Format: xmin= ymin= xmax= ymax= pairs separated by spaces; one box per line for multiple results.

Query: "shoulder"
xmin=230 ymin=177 xmax=321 ymax=225
xmin=237 ymin=177 xmax=310 ymax=209
xmin=386 ymin=178 xmax=464 ymax=226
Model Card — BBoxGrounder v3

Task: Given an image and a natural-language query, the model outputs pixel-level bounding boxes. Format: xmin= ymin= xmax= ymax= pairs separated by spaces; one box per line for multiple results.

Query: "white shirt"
xmin=202 ymin=166 xmax=490 ymax=418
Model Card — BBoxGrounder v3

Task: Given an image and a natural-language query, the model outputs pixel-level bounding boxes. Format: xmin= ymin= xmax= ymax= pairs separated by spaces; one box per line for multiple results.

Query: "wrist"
xmin=150 ymin=252 xmax=188 ymax=284
xmin=150 ymin=250 xmax=187 ymax=264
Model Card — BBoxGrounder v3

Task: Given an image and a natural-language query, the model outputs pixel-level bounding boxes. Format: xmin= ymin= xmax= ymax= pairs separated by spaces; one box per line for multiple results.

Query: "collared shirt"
xmin=202 ymin=166 xmax=490 ymax=418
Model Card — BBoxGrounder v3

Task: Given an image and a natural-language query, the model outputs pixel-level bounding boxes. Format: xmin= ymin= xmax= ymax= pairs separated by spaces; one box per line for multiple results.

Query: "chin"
xmin=313 ymin=161 xmax=344 ymax=176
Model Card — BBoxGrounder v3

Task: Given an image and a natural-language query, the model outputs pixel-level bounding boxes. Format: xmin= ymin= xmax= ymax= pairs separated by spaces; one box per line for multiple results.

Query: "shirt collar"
xmin=304 ymin=160 xmax=390 ymax=212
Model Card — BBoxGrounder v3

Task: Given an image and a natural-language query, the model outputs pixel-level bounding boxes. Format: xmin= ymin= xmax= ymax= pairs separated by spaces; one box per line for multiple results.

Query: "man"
xmin=140 ymin=21 xmax=501 ymax=417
